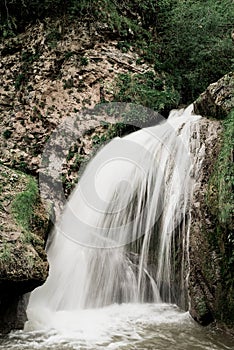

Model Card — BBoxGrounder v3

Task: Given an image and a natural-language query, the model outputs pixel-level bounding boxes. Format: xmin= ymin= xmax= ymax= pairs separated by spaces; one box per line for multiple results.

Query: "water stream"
xmin=1 ymin=106 xmax=233 ymax=349
xmin=1 ymin=303 xmax=233 ymax=349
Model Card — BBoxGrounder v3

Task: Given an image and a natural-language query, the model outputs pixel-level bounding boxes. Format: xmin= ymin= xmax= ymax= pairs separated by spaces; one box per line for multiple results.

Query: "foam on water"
xmin=1 ymin=304 xmax=233 ymax=350
xmin=27 ymin=105 xmax=202 ymax=317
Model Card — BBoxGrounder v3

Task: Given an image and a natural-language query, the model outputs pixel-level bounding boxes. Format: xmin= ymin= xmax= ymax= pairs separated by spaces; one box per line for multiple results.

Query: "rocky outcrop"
xmin=0 ymin=15 xmax=233 ymax=334
xmin=194 ymin=72 xmax=234 ymax=119
xmin=0 ymin=19 xmax=157 ymax=333
xmin=0 ymin=19 xmax=154 ymax=176
xmin=188 ymin=118 xmax=222 ymax=326
xmin=188 ymin=77 xmax=234 ymax=331
xmin=0 ymin=165 xmax=50 ymax=333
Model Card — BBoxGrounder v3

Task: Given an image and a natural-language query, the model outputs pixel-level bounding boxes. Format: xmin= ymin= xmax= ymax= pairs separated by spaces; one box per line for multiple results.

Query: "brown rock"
xmin=0 ymin=165 xmax=50 ymax=333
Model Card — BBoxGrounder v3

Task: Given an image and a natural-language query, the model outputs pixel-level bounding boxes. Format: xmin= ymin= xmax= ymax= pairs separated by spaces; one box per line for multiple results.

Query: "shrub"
xmin=3 ymin=129 xmax=12 ymax=139
xmin=113 ymin=71 xmax=180 ymax=114
xmin=12 ymin=177 xmax=38 ymax=232
xmin=158 ymin=0 xmax=234 ymax=102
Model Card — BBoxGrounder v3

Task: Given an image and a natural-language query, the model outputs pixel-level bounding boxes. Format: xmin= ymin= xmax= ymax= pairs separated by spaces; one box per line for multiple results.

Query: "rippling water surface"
xmin=0 ymin=304 xmax=233 ymax=350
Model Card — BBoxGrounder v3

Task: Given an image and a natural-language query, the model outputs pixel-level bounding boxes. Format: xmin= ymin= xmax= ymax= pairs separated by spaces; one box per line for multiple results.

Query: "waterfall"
xmin=26 ymin=105 xmax=201 ymax=330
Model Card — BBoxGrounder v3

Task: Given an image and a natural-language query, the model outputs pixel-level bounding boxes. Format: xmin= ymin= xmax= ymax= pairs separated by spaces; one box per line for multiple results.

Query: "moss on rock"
xmin=206 ymin=110 xmax=234 ymax=325
xmin=0 ymin=165 xmax=49 ymax=333
xmin=189 ymin=79 xmax=234 ymax=331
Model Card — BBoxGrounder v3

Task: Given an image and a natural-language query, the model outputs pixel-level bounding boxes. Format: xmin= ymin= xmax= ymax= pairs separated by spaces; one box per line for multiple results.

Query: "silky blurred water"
xmin=0 ymin=303 xmax=233 ymax=350
xmin=1 ymin=107 xmax=232 ymax=350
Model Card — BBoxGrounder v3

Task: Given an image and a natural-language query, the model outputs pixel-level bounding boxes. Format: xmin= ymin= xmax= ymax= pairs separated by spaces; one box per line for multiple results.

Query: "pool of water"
xmin=0 ymin=304 xmax=233 ymax=350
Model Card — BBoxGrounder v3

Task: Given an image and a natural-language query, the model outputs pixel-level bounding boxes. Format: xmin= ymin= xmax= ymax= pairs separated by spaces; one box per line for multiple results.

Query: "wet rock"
xmin=0 ymin=165 xmax=50 ymax=333
xmin=189 ymin=118 xmax=222 ymax=326
xmin=189 ymin=74 xmax=234 ymax=331
xmin=194 ymin=72 xmax=234 ymax=119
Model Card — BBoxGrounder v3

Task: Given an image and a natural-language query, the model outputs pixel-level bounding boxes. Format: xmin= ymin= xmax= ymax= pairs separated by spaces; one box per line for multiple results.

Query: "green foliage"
xmin=207 ymin=110 xmax=234 ymax=324
xmin=0 ymin=0 xmax=156 ymax=38
xmin=196 ymin=297 xmax=210 ymax=319
xmin=0 ymin=0 xmax=232 ymax=110
xmin=14 ymin=73 xmax=26 ymax=90
xmin=14 ymin=49 xmax=40 ymax=90
xmin=46 ymin=29 xmax=61 ymax=48
xmin=158 ymin=0 xmax=234 ymax=102
xmin=113 ymin=71 xmax=180 ymax=114
xmin=21 ymin=49 xmax=40 ymax=63
xmin=80 ymin=56 xmax=89 ymax=66
xmin=0 ymin=0 xmax=63 ymax=36
xmin=67 ymin=0 xmax=158 ymax=35
xmin=70 ymin=154 xmax=85 ymax=171
xmin=208 ymin=111 xmax=234 ymax=228
xmin=3 ymin=129 xmax=12 ymax=139
xmin=64 ymin=51 xmax=75 ymax=60
xmin=12 ymin=177 xmax=38 ymax=233
xmin=91 ymin=122 xmax=131 ymax=147
xmin=0 ymin=242 xmax=12 ymax=262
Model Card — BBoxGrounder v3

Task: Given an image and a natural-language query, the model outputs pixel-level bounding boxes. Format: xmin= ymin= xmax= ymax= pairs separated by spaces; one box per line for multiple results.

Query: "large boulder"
xmin=0 ymin=165 xmax=50 ymax=333
xmin=188 ymin=118 xmax=222 ymax=326
xmin=189 ymin=75 xmax=234 ymax=331
xmin=194 ymin=72 xmax=234 ymax=119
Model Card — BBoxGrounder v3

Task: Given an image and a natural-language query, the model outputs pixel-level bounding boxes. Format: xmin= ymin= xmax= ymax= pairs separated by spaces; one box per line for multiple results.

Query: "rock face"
xmin=194 ymin=72 xmax=234 ymax=119
xmin=0 ymin=16 xmax=233 ymax=334
xmin=188 ymin=118 xmax=222 ymax=326
xmin=0 ymin=19 xmax=154 ymax=176
xmin=0 ymin=19 xmax=158 ymax=333
xmin=188 ymin=78 xmax=234 ymax=330
xmin=0 ymin=165 xmax=50 ymax=333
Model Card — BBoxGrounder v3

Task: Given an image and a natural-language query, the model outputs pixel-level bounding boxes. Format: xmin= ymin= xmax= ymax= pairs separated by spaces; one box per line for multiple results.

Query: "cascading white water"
xmin=26 ymin=105 xmax=202 ymax=331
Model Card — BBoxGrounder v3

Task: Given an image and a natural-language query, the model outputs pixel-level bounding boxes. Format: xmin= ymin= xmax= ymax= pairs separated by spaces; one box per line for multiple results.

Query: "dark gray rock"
xmin=194 ymin=72 xmax=234 ymax=119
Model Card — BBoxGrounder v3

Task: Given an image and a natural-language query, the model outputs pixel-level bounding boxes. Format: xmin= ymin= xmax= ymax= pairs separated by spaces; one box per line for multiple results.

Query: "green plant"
xmin=46 ymin=29 xmax=61 ymax=48
xmin=21 ymin=49 xmax=40 ymax=63
xmin=70 ymin=154 xmax=85 ymax=171
xmin=91 ymin=122 xmax=134 ymax=147
xmin=113 ymin=71 xmax=179 ymax=115
xmin=158 ymin=0 xmax=234 ymax=102
xmin=80 ymin=56 xmax=89 ymax=66
xmin=15 ymin=73 xmax=26 ymax=90
xmin=3 ymin=129 xmax=12 ymax=139
xmin=64 ymin=51 xmax=75 ymax=60
xmin=0 ymin=242 xmax=12 ymax=262
xmin=208 ymin=111 xmax=234 ymax=228
xmin=0 ymin=0 xmax=232 ymax=113
xmin=207 ymin=109 xmax=234 ymax=324
xmin=92 ymin=133 xmax=107 ymax=146
xmin=67 ymin=144 xmax=78 ymax=161
xmin=116 ymin=41 xmax=132 ymax=53
xmin=12 ymin=177 xmax=39 ymax=234
xmin=18 ymin=161 xmax=28 ymax=172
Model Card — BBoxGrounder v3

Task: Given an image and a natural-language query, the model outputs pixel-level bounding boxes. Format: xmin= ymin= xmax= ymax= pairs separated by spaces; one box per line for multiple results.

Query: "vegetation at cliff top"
xmin=113 ymin=72 xmax=180 ymax=115
xmin=0 ymin=0 xmax=233 ymax=107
